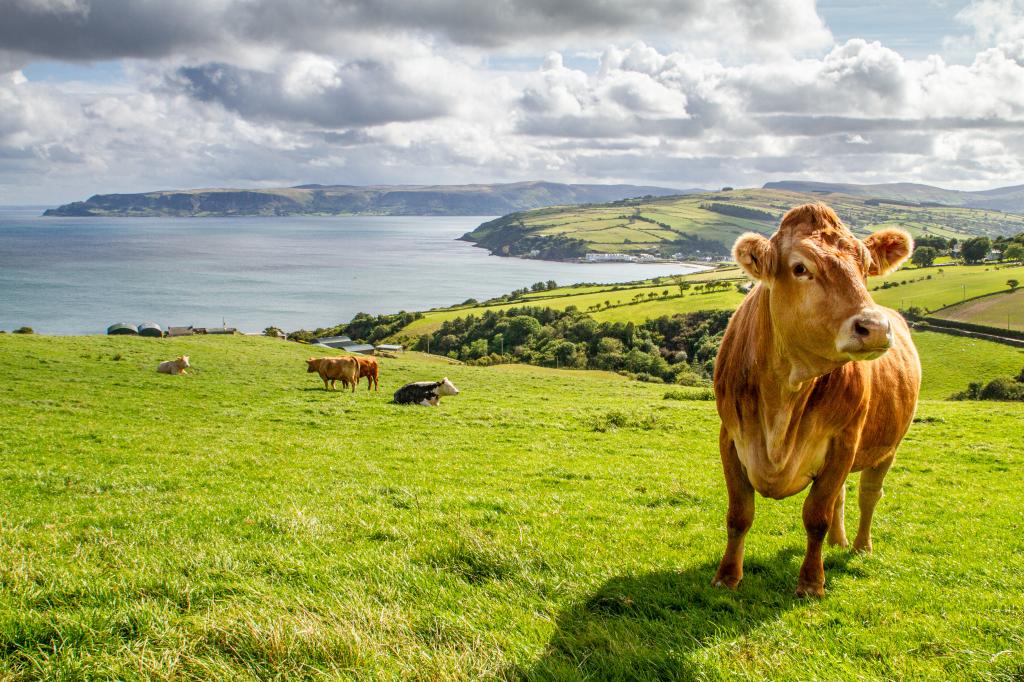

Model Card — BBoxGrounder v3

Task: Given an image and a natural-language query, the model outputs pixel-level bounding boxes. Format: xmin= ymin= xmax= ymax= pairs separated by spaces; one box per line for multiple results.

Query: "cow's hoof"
xmin=795 ymin=582 xmax=825 ymax=599
xmin=852 ymin=538 xmax=873 ymax=554
xmin=827 ymin=536 xmax=849 ymax=548
xmin=711 ymin=573 xmax=742 ymax=590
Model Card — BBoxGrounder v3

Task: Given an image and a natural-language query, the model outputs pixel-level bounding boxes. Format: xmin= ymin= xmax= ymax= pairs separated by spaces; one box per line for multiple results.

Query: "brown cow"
xmin=306 ymin=356 xmax=359 ymax=392
xmin=711 ymin=203 xmax=920 ymax=598
xmin=354 ymin=356 xmax=379 ymax=391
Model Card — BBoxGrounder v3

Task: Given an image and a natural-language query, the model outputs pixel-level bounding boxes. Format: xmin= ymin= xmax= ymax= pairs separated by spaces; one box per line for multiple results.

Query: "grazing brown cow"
xmin=306 ymin=356 xmax=359 ymax=392
xmin=711 ymin=203 xmax=920 ymax=598
xmin=354 ymin=356 xmax=379 ymax=391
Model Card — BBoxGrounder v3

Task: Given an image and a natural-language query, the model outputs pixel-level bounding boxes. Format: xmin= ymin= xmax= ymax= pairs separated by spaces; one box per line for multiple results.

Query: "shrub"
xmin=979 ymin=378 xmax=1024 ymax=401
xmin=664 ymin=388 xmax=715 ymax=401
xmin=953 ymin=370 xmax=1024 ymax=401
xmin=13 ymin=327 xmax=34 ymax=334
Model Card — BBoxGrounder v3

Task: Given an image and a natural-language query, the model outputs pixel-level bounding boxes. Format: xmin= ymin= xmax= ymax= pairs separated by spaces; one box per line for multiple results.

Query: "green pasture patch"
xmin=932 ymin=288 xmax=1024 ymax=331
xmin=913 ymin=330 xmax=1024 ymax=399
xmin=1 ymin=334 xmax=1022 ymax=679
xmin=871 ymin=264 xmax=1024 ymax=312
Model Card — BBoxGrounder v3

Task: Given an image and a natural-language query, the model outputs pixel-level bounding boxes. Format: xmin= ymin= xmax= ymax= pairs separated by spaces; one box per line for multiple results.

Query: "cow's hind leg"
xmin=853 ymin=456 xmax=894 ymax=554
xmin=827 ymin=485 xmax=849 ymax=548
xmin=712 ymin=427 xmax=754 ymax=590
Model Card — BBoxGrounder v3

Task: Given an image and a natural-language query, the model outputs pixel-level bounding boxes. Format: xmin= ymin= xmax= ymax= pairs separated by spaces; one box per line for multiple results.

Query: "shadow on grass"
xmin=509 ymin=548 xmax=860 ymax=681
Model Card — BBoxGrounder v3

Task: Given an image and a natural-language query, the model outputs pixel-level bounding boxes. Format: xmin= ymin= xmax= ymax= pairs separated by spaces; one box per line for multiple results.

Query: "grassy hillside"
xmin=395 ymin=263 xmax=1022 ymax=339
xmin=43 ymin=182 xmax=686 ymax=218
xmin=932 ymin=288 xmax=1024 ymax=330
xmin=1 ymin=334 xmax=1022 ymax=679
xmin=462 ymin=188 xmax=1024 ymax=260
xmin=764 ymin=180 xmax=1024 ymax=213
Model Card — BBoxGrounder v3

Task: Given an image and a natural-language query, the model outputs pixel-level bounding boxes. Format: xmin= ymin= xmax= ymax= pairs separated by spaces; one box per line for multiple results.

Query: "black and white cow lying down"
xmin=393 ymin=377 xmax=460 ymax=406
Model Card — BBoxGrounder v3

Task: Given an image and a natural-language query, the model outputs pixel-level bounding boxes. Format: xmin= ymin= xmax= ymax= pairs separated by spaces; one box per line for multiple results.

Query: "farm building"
xmin=339 ymin=343 xmax=375 ymax=354
xmin=376 ymin=344 xmax=403 ymax=353
xmin=313 ymin=335 xmax=353 ymax=349
xmin=137 ymin=322 xmax=163 ymax=338
xmin=199 ymin=326 xmax=237 ymax=335
xmin=106 ymin=322 xmax=137 ymax=336
xmin=167 ymin=326 xmax=194 ymax=337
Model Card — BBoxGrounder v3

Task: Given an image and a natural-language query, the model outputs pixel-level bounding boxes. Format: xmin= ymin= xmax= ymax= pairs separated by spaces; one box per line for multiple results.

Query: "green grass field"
xmin=871 ymin=264 xmax=1024 ymax=313
xmin=395 ymin=264 xmax=1020 ymax=340
xmin=464 ymin=188 xmax=1024 ymax=259
xmin=1 ymin=332 xmax=1022 ymax=680
xmin=932 ymin=288 xmax=1024 ymax=331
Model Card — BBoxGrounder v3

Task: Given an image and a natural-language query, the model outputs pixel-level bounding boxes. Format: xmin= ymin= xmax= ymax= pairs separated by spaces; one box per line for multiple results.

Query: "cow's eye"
xmin=793 ymin=263 xmax=808 ymax=277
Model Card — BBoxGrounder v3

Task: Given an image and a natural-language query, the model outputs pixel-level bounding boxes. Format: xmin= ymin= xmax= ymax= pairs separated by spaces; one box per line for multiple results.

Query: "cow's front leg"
xmin=797 ymin=460 xmax=852 ymax=598
xmin=712 ymin=428 xmax=754 ymax=589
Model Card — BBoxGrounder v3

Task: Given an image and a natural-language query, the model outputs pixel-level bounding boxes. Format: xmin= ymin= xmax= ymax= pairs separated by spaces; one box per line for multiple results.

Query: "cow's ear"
xmin=733 ymin=232 xmax=776 ymax=282
xmin=864 ymin=228 xmax=912 ymax=275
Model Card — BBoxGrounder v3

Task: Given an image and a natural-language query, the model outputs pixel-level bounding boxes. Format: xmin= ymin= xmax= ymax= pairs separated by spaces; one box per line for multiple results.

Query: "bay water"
xmin=0 ymin=208 xmax=702 ymax=335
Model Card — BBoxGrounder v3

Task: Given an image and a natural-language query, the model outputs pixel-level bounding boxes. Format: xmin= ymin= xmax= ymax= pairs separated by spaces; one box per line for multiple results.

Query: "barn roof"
xmin=106 ymin=322 xmax=138 ymax=335
xmin=339 ymin=343 xmax=375 ymax=353
xmin=137 ymin=322 xmax=163 ymax=337
xmin=315 ymin=335 xmax=352 ymax=344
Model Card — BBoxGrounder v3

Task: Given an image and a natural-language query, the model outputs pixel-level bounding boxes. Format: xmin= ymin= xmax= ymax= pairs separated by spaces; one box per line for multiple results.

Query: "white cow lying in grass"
xmin=393 ymin=377 xmax=459 ymax=406
xmin=157 ymin=355 xmax=190 ymax=375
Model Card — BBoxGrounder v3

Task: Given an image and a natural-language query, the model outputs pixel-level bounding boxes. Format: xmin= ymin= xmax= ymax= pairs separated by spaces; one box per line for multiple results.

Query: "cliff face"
xmin=43 ymin=182 xmax=686 ymax=217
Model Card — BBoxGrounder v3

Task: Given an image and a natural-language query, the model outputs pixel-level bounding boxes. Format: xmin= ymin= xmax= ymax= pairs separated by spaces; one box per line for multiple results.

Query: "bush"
xmin=287 ymin=329 xmax=315 ymax=343
xmin=979 ymin=378 xmax=1024 ymax=401
xmin=664 ymin=388 xmax=715 ymax=401
xmin=13 ymin=327 xmax=34 ymax=334
xmin=953 ymin=371 xmax=1024 ymax=401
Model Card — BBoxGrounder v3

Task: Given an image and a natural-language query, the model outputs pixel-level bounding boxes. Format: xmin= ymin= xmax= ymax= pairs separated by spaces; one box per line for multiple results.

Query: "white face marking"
xmin=436 ymin=377 xmax=460 ymax=396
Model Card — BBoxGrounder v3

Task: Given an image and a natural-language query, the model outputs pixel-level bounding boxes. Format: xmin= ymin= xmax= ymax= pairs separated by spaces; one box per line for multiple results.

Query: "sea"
xmin=0 ymin=207 xmax=704 ymax=335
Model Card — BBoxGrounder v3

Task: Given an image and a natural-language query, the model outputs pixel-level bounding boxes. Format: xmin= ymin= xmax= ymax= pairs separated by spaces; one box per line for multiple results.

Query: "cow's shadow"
xmin=507 ymin=548 xmax=858 ymax=680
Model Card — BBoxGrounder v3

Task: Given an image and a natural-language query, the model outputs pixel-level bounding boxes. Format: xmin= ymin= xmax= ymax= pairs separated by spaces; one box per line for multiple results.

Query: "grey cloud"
xmin=756 ymin=114 xmax=1024 ymax=136
xmin=516 ymin=113 xmax=707 ymax=138
xmin=0 ymin=0 xmax=221 ymax=61
xmin=0 ymin=0 xmax=828 ymax=62
xmin=175 ymin=61 xmax=449 ymax=128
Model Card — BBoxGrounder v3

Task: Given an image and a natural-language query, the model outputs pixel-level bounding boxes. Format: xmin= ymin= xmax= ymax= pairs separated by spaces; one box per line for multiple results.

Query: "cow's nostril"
xmin=854 ymin=322 xmax=870 ymax=337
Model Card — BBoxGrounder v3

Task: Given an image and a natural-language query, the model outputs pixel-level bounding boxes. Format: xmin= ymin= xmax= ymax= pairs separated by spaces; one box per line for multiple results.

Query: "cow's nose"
xmin=838 ymin=310 xmax=892 ymax=358
xmin=852 ymin=314 xmax=890 ymax=347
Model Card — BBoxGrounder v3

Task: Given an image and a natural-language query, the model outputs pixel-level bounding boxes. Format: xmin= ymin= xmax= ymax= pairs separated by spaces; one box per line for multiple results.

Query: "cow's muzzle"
xmin=837 ymin=310 xmax=892 ymax=359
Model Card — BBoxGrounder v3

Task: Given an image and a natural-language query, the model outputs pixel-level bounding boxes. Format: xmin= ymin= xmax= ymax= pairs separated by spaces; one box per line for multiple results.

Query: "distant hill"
xmin=763 ymin=181 xmax=1024 ymax=213
xmin=462 ymin=187 xmax=1024 ymax=261
xmin=42 ymin=181 xmax=696 ymax=217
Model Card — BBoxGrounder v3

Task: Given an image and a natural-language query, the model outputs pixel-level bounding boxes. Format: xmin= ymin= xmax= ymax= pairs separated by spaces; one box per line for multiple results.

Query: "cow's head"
xmin=437 ymin=377 xmax=460 ymax=396
xmin=306 ymin=358 xmax=319 ymax=373
xmin=733 ymin=203 xmax=911 ymax=379
xmin=178 ymin=355 xmax=190 ymax=368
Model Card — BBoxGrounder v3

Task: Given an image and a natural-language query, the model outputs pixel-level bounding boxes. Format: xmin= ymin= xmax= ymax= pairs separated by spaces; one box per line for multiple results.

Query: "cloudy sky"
xmin=2 ymin=0 xmax=1024 ymax=204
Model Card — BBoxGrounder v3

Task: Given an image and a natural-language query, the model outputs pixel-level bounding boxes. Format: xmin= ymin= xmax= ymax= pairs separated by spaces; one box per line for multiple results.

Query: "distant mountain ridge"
xmin=43 ymin=181 xmax=696 ymax=217
xmin=763 ymin=181 xmax=1024 ymax=213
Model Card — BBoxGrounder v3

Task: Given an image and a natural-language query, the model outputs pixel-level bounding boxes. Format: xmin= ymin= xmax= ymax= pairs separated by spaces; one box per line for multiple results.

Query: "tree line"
xmin=911 ymin=232 xmax=1024 ymax=267
xmin=412 ymin=306 xmax=732 ymax=384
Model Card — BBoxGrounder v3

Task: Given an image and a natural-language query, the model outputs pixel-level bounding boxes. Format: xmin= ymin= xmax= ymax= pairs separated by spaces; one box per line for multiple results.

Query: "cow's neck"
xmin=749 ymin=288 xmax=847 ymax=467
